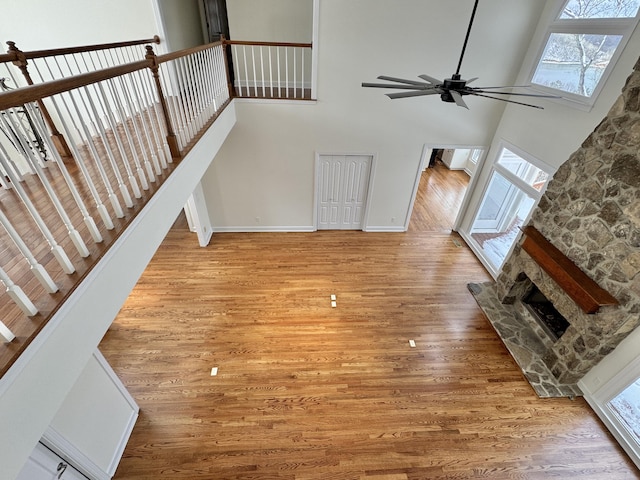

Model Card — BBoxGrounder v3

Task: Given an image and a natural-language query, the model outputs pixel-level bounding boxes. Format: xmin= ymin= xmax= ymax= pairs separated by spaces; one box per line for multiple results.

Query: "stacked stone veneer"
xmin=495 ymin=57 xmax=640 ymax=385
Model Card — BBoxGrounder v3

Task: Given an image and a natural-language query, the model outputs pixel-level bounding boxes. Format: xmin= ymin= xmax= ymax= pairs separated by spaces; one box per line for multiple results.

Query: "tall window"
xmin=466 ymin=145 xmax=554 ymax=276
xmin=530 ymin=0 xmax=640 ymax=107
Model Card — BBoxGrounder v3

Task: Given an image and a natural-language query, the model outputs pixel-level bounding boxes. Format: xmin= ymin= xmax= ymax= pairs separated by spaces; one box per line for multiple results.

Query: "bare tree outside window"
xmin=532 ymin=0 xmax=640 ymax=98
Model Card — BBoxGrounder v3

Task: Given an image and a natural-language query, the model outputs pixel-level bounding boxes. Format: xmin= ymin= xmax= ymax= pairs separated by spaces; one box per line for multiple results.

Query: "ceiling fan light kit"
xmin=362 ymin=0 xmax=560 ymax=110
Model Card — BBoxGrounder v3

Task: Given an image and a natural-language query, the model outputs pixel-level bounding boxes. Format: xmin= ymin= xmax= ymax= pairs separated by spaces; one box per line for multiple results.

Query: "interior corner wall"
xmin=0 ymin=0 xmax=157 ymax=50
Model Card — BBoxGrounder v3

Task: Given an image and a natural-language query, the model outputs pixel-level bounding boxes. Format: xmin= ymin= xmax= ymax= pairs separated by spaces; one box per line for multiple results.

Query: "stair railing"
xmin=0 ymin=38 xmax=231 ymax=376
xmin=0 ymin=37 xmax=161 ymax=158
xmin=224 ymin=39 xmax=313 ymax=100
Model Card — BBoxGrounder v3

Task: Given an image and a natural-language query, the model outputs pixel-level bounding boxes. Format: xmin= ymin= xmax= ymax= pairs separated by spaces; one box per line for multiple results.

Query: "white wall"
xmin=227 ymin=0 xmax=313 ymax=42
xmin=0 ymin=105 xmax=236 ymax=480
xmin=0 ymin=0 xmax=157 ymax=50
xmin=154 ymin=0 xmax=204 ymax=52
xmin=203 ymin=0 xmax=546 ymax=231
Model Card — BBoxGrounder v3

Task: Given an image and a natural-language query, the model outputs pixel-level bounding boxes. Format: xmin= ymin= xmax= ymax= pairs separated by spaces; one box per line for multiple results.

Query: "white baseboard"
xmin=212 ymin=226 xmax=316 ymax=233
xmin=363 ymin=226 xmax=406 ymax=232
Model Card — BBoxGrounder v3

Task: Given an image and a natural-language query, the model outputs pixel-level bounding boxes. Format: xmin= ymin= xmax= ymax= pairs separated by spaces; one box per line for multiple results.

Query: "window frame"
xmin=528 ymin=0 xmax=640 ymax=110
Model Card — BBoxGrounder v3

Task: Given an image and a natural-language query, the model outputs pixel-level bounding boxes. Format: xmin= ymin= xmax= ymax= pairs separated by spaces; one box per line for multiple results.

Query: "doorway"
xmin=315 ymin=154 xmax=373 ymax=230
xmin=407 ymin=145 xmax=484 ymax=232
xmin=202 ymin=0 xmax=234 ymax=86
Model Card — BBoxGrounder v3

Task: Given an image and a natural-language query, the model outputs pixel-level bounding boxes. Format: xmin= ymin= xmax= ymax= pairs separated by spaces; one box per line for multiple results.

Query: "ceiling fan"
xmin=362 ymin=0 xmax=558 ymax=109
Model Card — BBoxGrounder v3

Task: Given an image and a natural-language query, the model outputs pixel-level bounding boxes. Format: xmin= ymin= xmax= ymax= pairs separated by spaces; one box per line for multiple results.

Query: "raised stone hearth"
xmin=468 ymin=282 xmax=582 ymax=398
xmin=469 ymin=57 xmax=640 ymax=397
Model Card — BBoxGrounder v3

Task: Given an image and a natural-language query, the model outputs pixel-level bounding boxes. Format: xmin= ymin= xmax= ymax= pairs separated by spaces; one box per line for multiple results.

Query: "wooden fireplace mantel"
xmin=520 ymin=226 xmax=618 ymax=314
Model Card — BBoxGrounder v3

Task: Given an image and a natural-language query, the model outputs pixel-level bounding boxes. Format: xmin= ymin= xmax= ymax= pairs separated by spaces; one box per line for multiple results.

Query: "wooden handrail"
xmin=0 ymin=60 xmax=150 ymax=110
xmin=1 ymin=36 xmax=160 ymax=64
xmin=223 ymin=40 xmax=312 ymax=49
xmin=156 ymin=40 xmax=224 ymax=64
xmin=521 ymin=226 xmax=618 ymax=314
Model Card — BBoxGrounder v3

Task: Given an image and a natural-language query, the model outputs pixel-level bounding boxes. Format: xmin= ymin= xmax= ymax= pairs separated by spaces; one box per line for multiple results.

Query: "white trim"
xmin=41 ymin=429 xmax=106 ymax=480
xmin=233 ymin=98 xmax=317 ymax=106
xmin=453 ymin=149 xmax=488 ymax=231
xmin=364 ymin=226 xmax=406 ymax=233
xmin=150 ymin=0 xmax=170 ymax=54
xmin=212 ymin=226 xmax=315 ymax=233
xmin=311 ymin=0 xmax=320 ymax=100
xmin=404 ymin=146 xmax=428 ymax=231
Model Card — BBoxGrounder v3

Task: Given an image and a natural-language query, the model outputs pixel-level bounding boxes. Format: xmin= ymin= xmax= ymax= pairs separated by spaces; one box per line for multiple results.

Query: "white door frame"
xmin=313 ymin=152 xmax=376 ymax=231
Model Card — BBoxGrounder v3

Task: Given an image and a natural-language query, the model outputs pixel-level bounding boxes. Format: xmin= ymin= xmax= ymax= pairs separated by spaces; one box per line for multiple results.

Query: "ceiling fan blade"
xmin=418 ymin=74 xmax=443 ymax=85
xmin=362 ymin=82 xmax=428 ymax=90
xmin=466 ymin=77 xmax=479 ymax=84
xmin=474 ymin=85 xmax=533 ymax=89
xmin=377 ymin=75 xmax=426 ymax=86
xmin=387 ymin=89 xmax=441 ymax=99
xmin=471 ymin=89 xmax=560 ymax=98
xmin=450 ymin=90 xmax=469 ymax=109
xmin=467 ymin=91 xmax=544 ymax=109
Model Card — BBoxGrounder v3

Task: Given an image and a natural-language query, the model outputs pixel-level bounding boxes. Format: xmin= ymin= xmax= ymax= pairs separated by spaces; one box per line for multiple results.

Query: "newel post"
xmin=220 ymin=35 xmax=235 ymax=98
xmin=6 ymin=41 xmax=73 ymax=158
xmin=145 ymin=45 xmax=180 ymax=159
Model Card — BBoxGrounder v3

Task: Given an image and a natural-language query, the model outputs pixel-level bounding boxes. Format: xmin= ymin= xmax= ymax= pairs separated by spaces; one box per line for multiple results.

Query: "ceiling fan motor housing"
xmin=441 ymin=74 xmax=468 ymax=102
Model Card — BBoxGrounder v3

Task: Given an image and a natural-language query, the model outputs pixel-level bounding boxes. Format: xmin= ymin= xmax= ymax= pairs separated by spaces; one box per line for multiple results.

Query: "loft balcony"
xmin=0 ymin=36 xmax=314 ymax=378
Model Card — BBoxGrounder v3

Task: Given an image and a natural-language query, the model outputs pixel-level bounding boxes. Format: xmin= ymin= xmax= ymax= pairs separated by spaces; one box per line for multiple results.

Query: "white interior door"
xmin=317 ymin=154 xmax=371 ymax=230
xmin=16 ymin=443 xmax=86 ymax=480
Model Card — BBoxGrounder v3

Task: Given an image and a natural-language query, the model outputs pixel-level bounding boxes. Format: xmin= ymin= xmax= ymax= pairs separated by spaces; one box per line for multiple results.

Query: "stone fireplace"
xmin=469 ymin=57 xmax=640 ymax=398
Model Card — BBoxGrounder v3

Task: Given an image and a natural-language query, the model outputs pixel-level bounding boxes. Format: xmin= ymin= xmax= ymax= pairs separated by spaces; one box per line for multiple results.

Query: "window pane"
xmin=560 ymin=0 xmax=640 ymax=19
xmin=497 ymin=148 xmax=549 ymax=192
xmin=532 ymin=33 xmax=622 ymax=97
xmin=470 ymin=171 xmax=536 ymax=271
xmin=608 ymin=378 xmax=640 ymax=445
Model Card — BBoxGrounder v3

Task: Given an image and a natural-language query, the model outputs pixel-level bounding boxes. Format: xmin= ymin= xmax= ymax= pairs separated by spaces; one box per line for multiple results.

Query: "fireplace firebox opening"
xmin=522 ymin=286 xmax=570 ymax=341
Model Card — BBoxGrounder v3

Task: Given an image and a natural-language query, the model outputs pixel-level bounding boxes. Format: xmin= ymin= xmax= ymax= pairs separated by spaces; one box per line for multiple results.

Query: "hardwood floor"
xmin=100 ymin=164 xmax=639 ymax=479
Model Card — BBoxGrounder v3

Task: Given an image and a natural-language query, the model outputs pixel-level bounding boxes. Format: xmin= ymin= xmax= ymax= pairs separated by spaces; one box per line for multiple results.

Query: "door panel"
xmin=317 ymin=154 xmax=372 ymax=230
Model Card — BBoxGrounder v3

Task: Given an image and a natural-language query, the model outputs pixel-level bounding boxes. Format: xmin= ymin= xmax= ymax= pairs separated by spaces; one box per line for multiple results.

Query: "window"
xmin=464 ymin=144 xmax=554 ymax=276
xmin=530 ymin=0 xmax=640 ymax=107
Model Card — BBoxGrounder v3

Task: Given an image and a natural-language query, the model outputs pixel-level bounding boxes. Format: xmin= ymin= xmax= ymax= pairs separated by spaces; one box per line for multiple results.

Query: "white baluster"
xmin=81 ymin=85 xmax=133 ymax=209
xmin=243 ymin=45 xmax=250 ymax=97
xmin=0 ymin=145 xmax=75 ymax=274
xmin=0 ymin=208 xmax=58 ymax=293
xmin=0 ymin=267 xmax=38 ymax=317
xmin=44 ymin=92 xmax=115 ymax=231
xmin=260 ymin=46 xmax=265 ymax=97
xmin=118 ymin=75 xmax=156 ymax=183
xmin=0 ymin=320 xmax=16 ymax=343
xmin=277 ymin=47 xmax=282 ymax=98
xmin=268 ymin=46 xmax=274 ymax=98
xmin=95 ymin=81 xmax=142 ymax=199
xmin=64 ymin=85 xmax=124 ymax=219
xmin=107 ymin=78 xmax=149 ymax=191
xmin=1 ymin=110 xmax=90 ymax=258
